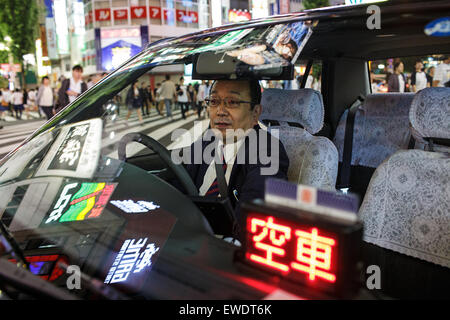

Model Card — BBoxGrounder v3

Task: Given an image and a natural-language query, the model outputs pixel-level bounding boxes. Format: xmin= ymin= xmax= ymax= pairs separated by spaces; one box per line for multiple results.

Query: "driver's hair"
xmin=211 ymin=79 xmax=261 ymax=110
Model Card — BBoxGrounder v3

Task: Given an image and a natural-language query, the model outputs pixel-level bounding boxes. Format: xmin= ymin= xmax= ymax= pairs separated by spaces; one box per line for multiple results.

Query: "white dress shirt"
xmin=199 ymin=135 xmax=246 ymax=196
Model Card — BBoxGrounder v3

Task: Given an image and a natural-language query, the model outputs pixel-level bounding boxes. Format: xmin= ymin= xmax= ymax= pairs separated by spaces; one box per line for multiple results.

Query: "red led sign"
xmin=246 ymin=214 xmax=338 ymax=284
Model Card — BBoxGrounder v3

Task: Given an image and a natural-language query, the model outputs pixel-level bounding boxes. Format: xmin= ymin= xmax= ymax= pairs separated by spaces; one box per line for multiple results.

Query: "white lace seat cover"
xmin=359 ymin=87 xmax=450 ymax=268
xmin=334 ymin=93 xmax=415 ymax=168
xmin=260 ymin=88 xmax=338 ymax=190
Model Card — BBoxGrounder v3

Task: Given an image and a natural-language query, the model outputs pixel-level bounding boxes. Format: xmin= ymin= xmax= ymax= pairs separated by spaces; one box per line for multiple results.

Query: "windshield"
xmin=0 ymin=20 xmax=313 ymax=299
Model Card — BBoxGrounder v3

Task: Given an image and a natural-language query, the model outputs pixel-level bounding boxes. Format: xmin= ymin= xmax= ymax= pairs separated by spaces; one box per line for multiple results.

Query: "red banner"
xmin=95 ymin=8 xmax=111 ymax=21
xmin=130 ymin=6 xmax=147 ymax=19
xmin=113 ymin=9 xmax=128 ymax=20
xmin=176 ymin=10 xmax=199 ymax=23
xmin=149 ymin=6 xmax=161 ymax=19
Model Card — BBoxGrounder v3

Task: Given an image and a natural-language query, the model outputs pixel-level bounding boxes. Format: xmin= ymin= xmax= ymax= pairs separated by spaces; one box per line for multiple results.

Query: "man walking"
xmin=433 ymin=56 xmax=450 ymax=87
xmin=55 ymin=65 xmax=87 ymax=113
xmin=177 ymin=77 xmax=189 ymax=119
xmin=159 ymin=75 xmax=177 ymax=119
xmin=36 ymin=76 xmax=55 ymax=120
xmin=12 ymin=88 xmax=24 ymax=120
xmin=139 ymin=82 xmax=150 ymax=116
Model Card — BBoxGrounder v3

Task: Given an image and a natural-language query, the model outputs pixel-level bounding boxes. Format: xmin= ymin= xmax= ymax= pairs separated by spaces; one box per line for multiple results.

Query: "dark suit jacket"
xmin=176 ymin=125 xmax=289 ymax=234
xmin=55 ymin=78 xmax=88 ymax=113
xmin=387 ymin=73 xmax=406 ymax=92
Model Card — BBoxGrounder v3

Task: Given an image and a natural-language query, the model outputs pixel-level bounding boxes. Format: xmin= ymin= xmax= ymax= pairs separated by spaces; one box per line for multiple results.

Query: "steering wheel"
xmin=118 ymin=132 xmax=199 ymax=196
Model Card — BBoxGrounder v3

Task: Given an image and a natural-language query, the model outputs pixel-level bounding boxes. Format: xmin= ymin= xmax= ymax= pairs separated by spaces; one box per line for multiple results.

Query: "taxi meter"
xmin=237 ymin=179 xmax=363 ymax=298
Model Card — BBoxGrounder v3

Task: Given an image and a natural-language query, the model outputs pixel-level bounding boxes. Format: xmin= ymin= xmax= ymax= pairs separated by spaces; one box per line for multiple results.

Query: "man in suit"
xmin=55 ymin=65 xmax=88 ymax=114
xmin=176 ymin=79 xmax=289 ymax=238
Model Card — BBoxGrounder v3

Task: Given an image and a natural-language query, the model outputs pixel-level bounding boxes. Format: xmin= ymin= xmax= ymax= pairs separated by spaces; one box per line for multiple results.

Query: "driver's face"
xmin=209 ymin=80 xmax=261 ymax=140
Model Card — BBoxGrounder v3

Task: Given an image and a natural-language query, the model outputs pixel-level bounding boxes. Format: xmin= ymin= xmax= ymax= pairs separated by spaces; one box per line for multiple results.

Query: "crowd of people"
xmin=0 ymin=87 xmax=36 ymax=121
xmin=371 ymin=56 xmax=450 ymax=93
xmin=0 ymin=64 xmax=91 ymax=122
xmin=122 ymin=75 xmax=213 ymax=124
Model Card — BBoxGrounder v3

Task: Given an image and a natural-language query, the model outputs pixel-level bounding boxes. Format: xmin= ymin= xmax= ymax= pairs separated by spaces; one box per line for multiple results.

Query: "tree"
xmin=0 ymin=0 xmax=39 ymax=89
xmin=302 ymin=0 xmax=330 ymax=10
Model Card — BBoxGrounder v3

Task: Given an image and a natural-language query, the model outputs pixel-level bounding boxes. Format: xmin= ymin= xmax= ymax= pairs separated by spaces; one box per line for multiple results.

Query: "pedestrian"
xmin=411 ymin=60 xmax=430 ymax=92
xmin=159 ymin=75 xmax=177 ymax=119
xmin=22 ymin=88 xmax=30 ymax=119
xmin=154 ymin=83 xmax=162 ymax=115
xmin=388 ymin=61 xmax=406 ymax=92
xmin=36 ymin=76 xmax=55 ymax=120
xmin=12 ymin=88 xmax=24 ymax=120
xmin=87 ymin=74 xmax=102 ymax=89
xmin=187 ymin=83 xmax=196 ymax=118
xmin=196 ymin=80 xmax=208 ymax=118
xmin=1 ymin=87 xmax=12 ymax=116
xmin=55 ymin=65 xmax=88 ymax=113
xmin=147 ymin=84 xmax=155 ymax=114
xmin=28 ymin=88 xmax=37 ymax=113
xmin=139 ymin=82 xmax=150 ymax=116
xmin=0 ymin=90 xmax=7 ymax=122
xmin=426 ymin=66 xmax=435 ymax=87
xmin=125 ymin=81 xmax=143 ymax=124
xmin=177 ymin=77 xmax=189 ymax=119
xmin=432 ymin=56 xmax=450 ymax=87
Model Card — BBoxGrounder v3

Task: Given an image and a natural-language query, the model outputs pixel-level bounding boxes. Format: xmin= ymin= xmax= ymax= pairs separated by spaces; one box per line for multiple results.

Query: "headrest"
xmin=409 ymin=87 xmax=450 ymax=141
xmin=260 ymin=88 xmax=324 ymax=134
xmin=362 ymin=93 xmax=414 ymax=117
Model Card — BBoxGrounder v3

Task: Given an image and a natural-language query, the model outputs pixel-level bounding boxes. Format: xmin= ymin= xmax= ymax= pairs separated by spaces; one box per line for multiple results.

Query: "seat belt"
xmin=338 ymin=95 xmax=365 ymax=191
xmin=214 ymin=155 xmax=240 ymax=240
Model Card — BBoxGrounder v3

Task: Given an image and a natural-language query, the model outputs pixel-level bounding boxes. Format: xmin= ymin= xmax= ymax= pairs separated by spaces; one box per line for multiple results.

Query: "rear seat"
xmin=260 ymin=88 xmax=338 ymax=190
xmin=333 ymin=93 xmax=415 ymax=200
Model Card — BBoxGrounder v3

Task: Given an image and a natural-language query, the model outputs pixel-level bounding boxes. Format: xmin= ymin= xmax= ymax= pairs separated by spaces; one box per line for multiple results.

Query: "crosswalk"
xmin=0 ymin=107 xmax=209 ymax=161
xmin=1 ymin=110 xmax=42 ymax=122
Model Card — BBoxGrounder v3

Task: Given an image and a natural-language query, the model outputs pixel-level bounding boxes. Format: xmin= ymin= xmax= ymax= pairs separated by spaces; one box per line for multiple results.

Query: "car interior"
xmin=116 ymin=2 xmax=450 ymax=299
xmin=3 ymin=0 xmax=447 ymax=300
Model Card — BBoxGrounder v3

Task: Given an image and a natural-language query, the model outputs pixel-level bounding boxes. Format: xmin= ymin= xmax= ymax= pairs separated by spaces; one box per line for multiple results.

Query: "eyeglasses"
xmin=204 ymin=96 xmax=252 ymax=109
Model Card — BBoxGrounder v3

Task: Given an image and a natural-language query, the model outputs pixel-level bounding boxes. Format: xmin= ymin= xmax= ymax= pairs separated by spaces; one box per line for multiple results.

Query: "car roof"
xmin=148 ymin=0 xmax=450 ymax=61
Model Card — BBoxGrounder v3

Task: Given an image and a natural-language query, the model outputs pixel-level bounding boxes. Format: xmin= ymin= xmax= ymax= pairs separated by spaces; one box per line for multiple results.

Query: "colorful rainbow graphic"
xmin=59 ymin=182 xmax=116 ymax=222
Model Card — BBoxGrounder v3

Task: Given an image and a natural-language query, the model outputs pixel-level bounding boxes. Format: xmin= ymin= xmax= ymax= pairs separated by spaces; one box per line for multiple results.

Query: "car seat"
xmin=333 ymin=93 xmax=415 ymax=200
xmin=358 ymin=87 xmax=450 ymax=299
xmin=260 ymin=88 xmax=338 ymax=190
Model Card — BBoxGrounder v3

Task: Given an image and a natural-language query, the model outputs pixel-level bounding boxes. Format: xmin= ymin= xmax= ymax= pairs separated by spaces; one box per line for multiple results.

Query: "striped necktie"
xmin=205 ymin=150 xmax=227 ymax=197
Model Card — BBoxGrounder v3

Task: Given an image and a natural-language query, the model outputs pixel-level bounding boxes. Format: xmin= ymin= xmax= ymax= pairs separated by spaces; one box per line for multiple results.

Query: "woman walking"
xmin=12 ymin=88 xmax=24 ymax=120
xmin=125 ymin=82 xmax=143 ymax=124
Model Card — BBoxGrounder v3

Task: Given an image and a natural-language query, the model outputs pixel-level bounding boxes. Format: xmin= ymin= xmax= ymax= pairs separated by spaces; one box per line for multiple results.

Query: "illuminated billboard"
xmin=53 ymin=0 xmax=69 ymax=55
xmin=99 ymin=26 xmax=149 ymax=72
xmin=45 ymin=182 xmax=117 ymax=224
xmin=104 ymin=238 xmax=160 ymax=284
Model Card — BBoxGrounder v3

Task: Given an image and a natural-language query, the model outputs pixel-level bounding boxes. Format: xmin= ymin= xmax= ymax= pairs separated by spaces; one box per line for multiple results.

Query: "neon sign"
xmin=45 ymin=182 xmax=117 ymax=224
xmin=104 ymin=238 xmax=160 ymax=284
xmin=246 ymin=214 xmax=338 ymax=284
xmin=110 ymin=199 xmax=160 ymax=214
